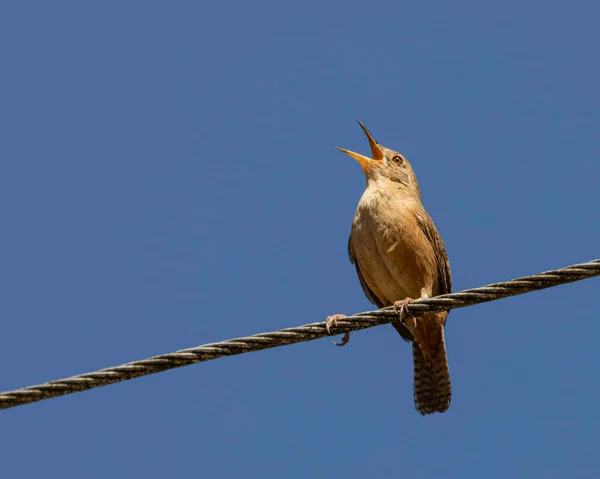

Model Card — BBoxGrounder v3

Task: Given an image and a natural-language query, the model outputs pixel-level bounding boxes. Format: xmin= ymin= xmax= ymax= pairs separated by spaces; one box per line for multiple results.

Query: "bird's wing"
xmin=348 ymin=235 xmax=413 ymax=342
xmin=348 ymin=235 xmax=385 ymax=308
xmin=417 ymin=210 xmax=452 ymax=295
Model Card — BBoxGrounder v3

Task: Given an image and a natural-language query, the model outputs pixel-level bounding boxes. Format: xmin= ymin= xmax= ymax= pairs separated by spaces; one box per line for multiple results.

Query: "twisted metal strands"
xmin=0 ymin=259 xmax=598 ymax=411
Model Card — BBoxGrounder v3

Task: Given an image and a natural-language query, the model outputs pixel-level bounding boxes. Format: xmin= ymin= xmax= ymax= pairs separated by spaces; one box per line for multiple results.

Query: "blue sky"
xmin=1 ymin=1 xmax=599 ymax=477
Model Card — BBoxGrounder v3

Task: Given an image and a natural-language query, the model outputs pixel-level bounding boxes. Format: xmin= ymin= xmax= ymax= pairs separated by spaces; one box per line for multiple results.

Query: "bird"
xmin=326 ymin=121 xmax=452 ymax=415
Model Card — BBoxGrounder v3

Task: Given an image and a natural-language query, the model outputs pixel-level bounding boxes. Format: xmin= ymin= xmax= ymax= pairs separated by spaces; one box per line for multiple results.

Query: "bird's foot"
xmin=393 ymin=298 xmax=417 ymax=330
xmin=325 ymin=314 xmax=350 ymax=347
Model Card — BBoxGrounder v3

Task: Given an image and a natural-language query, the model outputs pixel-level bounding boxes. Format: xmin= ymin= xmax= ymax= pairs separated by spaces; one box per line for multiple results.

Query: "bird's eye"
xmin=391 ymin=155 xmax=404 ymax=165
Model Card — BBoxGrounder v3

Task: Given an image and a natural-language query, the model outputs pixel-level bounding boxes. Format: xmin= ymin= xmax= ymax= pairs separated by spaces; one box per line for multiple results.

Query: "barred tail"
xmin=412 ymin=325 xmax=451 ymax=415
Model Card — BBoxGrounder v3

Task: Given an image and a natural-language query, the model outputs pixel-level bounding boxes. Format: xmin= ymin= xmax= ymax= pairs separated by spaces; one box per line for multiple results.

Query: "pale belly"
xmin=350 ymin=193 xmax=438 ymax=306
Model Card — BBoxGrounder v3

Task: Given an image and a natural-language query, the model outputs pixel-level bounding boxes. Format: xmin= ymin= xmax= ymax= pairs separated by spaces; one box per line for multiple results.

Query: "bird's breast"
xmin=351 ymin=188 xmax=437 ymax=306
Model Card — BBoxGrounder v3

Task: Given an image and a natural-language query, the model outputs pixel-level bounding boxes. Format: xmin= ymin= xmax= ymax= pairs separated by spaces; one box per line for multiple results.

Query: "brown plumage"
xmin=329 ymin=122 xmax=452 ymax=415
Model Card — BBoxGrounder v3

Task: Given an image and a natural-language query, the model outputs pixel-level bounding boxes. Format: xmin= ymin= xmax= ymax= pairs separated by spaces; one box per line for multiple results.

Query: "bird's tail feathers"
xmin=412 ymin=321 xmax=451 ymax=415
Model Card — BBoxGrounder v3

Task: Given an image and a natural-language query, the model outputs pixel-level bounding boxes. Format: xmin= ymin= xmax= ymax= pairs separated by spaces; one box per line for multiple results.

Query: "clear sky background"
xmin=1 ymin=2 xmax=599 ymax=477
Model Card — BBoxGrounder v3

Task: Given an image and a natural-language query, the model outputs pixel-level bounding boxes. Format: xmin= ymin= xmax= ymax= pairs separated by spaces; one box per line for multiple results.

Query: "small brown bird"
xmin=327 ymin=122 xmax=452 ymax=415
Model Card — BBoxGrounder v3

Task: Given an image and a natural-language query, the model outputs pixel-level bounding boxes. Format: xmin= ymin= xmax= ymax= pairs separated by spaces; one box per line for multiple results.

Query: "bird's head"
xmin=337 ymin=122 xmax=420 ymax=196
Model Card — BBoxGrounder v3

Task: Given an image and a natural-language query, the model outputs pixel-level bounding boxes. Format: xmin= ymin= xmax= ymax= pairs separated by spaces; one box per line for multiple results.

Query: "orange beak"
xmin=337 ymin=121 xmax=384 ymax=171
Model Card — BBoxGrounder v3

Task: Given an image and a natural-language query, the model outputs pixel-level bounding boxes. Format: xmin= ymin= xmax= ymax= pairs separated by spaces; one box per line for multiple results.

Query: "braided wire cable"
xmin=1 ymin=259 xmax=598 ymax=411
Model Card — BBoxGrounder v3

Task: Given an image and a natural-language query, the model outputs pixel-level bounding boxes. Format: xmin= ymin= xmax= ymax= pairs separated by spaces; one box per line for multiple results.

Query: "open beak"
xmin=337 ymin=121 xmax=384 ymax=170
